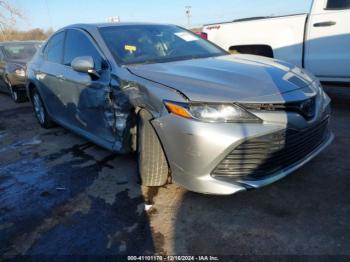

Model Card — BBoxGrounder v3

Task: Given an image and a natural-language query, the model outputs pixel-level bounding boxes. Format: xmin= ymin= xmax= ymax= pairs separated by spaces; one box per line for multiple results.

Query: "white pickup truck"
xmin=202 ymin=0 xmax=350 ymax=83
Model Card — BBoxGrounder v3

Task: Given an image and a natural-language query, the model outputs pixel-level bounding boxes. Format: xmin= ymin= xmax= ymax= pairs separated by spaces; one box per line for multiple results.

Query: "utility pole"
xmin=185 ymin=6 xmax=192 ymax=28
xmin=45 ymin=0 xmax=53 ymax=29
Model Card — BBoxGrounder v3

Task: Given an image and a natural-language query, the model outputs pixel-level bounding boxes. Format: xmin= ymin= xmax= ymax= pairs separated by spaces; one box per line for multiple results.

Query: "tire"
xmin=137 ymin=109 xmax=169 ymax=187
xmin=31 ymin=88 xmax=55 ymax=129
xmin=8 ymin=82 xmax=27 ymax=103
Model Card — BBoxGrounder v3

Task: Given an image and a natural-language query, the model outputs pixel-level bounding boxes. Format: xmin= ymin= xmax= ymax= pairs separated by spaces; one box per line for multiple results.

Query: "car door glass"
xmin=326 ymin=0 xmax=350 ymax=9
xmin=44 ymin=32 xmax=65 ymax=63
xmin=64 ymin=29 xmax=103 ymax=70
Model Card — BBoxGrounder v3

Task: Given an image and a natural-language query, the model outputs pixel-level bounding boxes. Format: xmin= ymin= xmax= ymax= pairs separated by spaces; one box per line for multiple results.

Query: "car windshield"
xmin=3 ymin=43 xmax=40 ymax=60
xmin=100 ymin=25 xmax=227 ymax=65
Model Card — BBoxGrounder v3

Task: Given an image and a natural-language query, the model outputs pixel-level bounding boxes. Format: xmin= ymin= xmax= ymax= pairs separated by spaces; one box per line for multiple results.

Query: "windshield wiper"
xmin=125 ymin=53 xmax=223 ymax=66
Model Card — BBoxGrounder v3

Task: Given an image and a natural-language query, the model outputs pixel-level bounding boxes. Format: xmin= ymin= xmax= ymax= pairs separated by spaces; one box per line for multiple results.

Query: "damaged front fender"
xmin=104 ymin=73 xmax=189 ymax=154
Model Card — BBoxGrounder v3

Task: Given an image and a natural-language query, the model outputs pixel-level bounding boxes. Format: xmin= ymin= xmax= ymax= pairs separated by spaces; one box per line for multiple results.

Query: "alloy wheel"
xmin=33 ymin=93 xmax=45 ymax=124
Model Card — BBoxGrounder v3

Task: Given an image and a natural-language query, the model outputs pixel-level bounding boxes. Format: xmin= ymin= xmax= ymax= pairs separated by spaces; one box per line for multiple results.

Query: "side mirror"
xmin=71 ymin=56 xmax=100 ymax=79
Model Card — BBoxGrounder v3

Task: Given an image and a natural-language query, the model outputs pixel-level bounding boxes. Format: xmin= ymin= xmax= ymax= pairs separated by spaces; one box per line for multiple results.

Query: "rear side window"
xmin=44 ymin=32 xmax=65 ymax=63
xmin=64 ymin=29 xmax=103 ymax=70
xmin=326 ymin=0 xmax=350 ymax=9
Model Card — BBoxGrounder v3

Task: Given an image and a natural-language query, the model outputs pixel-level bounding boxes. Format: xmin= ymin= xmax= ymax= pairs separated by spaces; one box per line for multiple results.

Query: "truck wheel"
xmin=31 ymin=88 xmax=55 ymax=129
xmin=137 ymin=109 xmax=169 ymax=187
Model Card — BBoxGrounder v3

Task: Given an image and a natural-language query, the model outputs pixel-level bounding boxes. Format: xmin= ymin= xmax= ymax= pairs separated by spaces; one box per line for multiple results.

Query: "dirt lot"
xmin=0 ymin=85 xmax=349 ymax=258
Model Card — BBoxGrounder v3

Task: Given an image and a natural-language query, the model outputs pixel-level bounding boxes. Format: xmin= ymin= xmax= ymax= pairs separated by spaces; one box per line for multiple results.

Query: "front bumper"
xmin=152 ymin=99 xmax=333 ymax=195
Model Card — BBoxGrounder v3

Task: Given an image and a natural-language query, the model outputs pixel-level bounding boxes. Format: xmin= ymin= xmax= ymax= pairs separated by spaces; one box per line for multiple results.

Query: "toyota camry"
xmin=26 ymin=23 xmax=333 ymax=195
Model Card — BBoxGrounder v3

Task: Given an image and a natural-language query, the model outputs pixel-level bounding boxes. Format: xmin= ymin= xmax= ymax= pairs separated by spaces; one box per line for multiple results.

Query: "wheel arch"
xmin=137 ymin=107 xmax=171 ymax=173
xmin=229 ymin=44 xmax=274 ymax=58
xmin=136 ymin=107 xmax=171 ymax=186
xmin=27 ymin=81 xmax=37 ymax=100
xmin=26 ymin=81 xmax=53 ymax=120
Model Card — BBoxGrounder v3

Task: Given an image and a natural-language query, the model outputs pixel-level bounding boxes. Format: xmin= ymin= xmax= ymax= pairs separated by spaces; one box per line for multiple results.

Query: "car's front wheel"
xmin=137 ymin=109 xmax=169 ymax=187
xmin=31 ymin=88 xmax=55 ymax=129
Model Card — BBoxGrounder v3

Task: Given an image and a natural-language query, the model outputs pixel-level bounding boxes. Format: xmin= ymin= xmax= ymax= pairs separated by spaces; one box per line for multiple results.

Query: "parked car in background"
xmin=0 ymin=41 xmax=42 ymax=102
xmin=26 ymin=23 xmax=333 ymax=195
xmin=202 ymin=0 xmax=350 ymax=83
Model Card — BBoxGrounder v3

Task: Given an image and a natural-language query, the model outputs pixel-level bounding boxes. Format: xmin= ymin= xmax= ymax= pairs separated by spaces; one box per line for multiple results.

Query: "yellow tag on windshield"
xmin=125 ymin=45 xmax=137 ymax=53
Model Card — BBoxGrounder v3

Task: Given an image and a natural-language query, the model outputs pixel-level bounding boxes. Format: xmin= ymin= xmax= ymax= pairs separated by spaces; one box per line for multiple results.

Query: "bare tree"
xmin=0 ymin=0 xmax=23 ymax=40
xmin=2 ymin=28 xmax=53 ymax=41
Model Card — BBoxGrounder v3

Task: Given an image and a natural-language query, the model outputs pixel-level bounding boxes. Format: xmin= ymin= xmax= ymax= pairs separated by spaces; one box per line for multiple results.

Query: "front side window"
xmin=45 ymin=32 xmax=65 ymax=64
xmin=326 ymin=0 xmax=350 ymax=9
xmin=64 ymin=29 xmax=103 ymax=70
xmin=100 ymin=25 xmax=226 ymax=65
xmin=3 ymin=44 xmax=38 ymax=61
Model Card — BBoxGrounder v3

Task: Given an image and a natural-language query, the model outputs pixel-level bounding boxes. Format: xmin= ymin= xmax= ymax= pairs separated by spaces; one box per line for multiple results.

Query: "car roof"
xmin=63 ymin=22 xmax=173 ymax=31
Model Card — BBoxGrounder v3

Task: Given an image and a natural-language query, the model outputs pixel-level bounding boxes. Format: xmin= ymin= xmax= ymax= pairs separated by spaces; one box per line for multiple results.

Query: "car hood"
xmin=127 ymin=54 xmax=316 ymax=103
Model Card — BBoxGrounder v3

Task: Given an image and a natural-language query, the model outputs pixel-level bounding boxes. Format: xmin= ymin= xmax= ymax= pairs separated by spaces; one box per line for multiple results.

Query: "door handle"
xmin=57 ymin=74 xmax=65 ymax=80
xmin=313 ymin=21 xmax=336 ymax=27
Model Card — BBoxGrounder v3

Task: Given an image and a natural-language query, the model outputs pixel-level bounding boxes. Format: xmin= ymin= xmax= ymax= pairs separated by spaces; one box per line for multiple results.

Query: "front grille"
xmin=243 ymin=97 xmax=317 ymax=120
xmin=211 ymin=118 xmax=330 ymax=180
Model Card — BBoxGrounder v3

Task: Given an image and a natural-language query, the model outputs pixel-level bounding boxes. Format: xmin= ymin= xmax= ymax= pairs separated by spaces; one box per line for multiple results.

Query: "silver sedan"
xmin=26 ymin=23 xmax=333 ymax=195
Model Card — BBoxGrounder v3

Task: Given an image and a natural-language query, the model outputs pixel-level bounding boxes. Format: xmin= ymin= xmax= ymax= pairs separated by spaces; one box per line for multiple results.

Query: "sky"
xmin=12 ymin=0 xmax=312 ymax=31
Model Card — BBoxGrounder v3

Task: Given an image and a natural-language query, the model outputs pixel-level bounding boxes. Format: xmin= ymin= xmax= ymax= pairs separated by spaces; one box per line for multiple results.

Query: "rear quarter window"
xmin=44 ymin=32 xmax=65 ymax=64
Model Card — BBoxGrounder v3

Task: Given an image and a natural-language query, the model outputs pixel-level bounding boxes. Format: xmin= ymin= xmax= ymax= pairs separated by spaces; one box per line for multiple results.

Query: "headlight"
xmin=15 ymin=68 xmax=26 ymax=77
xmin=8 ymin=63 xmax=26 ymax=77
xmin=300 ymin=68 xmax=322 ymax=91
xmin=164 ymin=101 xmax=262 ymax=123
